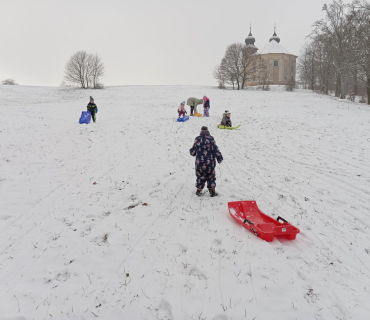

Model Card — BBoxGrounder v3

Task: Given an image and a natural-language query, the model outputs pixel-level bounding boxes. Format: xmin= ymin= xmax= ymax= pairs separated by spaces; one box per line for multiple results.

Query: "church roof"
xmin=256 ymin=40 xmax=292 ymax=55
xmin=245 ymin=25 xmax=256 ymax=46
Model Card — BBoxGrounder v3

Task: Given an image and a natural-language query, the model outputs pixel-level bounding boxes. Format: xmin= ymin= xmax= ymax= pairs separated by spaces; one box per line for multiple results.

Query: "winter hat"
xmin=200 ymin=126 xmax=210 ymax=136
xmin=225 ymin=110 xmax=230 ymax=114
xmin=203 ymin=96 xmax=209 ymax=101
xmin=90 ymin=96 xmax=94 ymax=102
xmin=181 ymin=101 xmax=185 ymax=105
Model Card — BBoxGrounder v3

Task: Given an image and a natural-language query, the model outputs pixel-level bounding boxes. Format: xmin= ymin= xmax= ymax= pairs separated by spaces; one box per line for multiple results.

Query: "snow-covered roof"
xmin=257 ymin=40 xmax=292 ymax=55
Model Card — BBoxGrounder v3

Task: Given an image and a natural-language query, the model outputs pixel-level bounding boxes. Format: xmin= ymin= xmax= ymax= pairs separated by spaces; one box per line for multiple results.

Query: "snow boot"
xmin=196 ymin=188 xmax=202 ymax=196
xmin=208 ymin=188 xmax=216 ymax=197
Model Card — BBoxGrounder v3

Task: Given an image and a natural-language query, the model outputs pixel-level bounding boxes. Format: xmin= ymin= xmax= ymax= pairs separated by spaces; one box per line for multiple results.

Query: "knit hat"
xmin=200 ymin=126 xmax=210 ymax=136
xmin=90 ymin=96 xmax=94 ymax=102
xmin=225 ymin=110 xmax=230 ymax=114
xmin=181 ymin=101 xmax=185 ymax=105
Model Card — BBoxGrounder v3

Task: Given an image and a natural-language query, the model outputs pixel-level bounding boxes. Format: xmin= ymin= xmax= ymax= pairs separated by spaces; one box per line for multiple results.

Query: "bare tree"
xmin=312 ymin=1 xmax=355 ymax=98
xmin=2 ymin=78 xmax=18 ymax=85
xmin=349 ymin=0 xmax=370 ymax=104
xmin=297 ymin=0 xmax=370 ymax=104
xmin=240 ymin=46 xmax=262 ymax=88
xmin=214 ymin=42 xmax=262 ymax=90
xmin=258 ymin=59 xmax=273 ymax=91
xmin=222 ymin=43 xmax=244 ymax=90
xmin=90 ymin=53 xmax=105 ymax=89
xmin=64 ymin=51 xmax=105 ymax=89
xmin=213 ymin=65 xmax=226 ymax=89
xmin=64 ymin=51 xmax=88 ymax=88
xmin=219 ymin=57 xmax=236 ymax=89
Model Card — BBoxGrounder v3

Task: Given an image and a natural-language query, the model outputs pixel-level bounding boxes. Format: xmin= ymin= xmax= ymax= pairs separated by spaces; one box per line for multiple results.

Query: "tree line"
xmin=298 ymin=0 xmax=370 ymax=104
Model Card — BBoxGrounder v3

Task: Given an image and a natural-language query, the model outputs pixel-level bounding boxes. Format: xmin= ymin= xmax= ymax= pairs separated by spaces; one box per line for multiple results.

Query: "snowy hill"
xmin=0 ymin=85 xmax=369 ymax=320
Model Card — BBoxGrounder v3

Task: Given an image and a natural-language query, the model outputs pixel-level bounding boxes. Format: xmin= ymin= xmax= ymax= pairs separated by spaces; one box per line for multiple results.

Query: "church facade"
xmin=244 ymin=28 xmax=297 ymax=87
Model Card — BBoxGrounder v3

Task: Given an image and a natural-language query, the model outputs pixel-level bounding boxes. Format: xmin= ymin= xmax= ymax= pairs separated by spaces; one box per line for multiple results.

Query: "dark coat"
xmin=87 ymin=102 xmax=98 ymax=112
xmin=221 ymin=115 xmax=232 ymax=127
xmin=189 ymin=135 xmax=223 ymax=167
xmin=204 ymin=100 xmax=210 ymax=109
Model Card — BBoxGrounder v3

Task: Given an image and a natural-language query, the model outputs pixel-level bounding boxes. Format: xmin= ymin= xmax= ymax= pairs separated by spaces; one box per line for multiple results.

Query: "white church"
xmin=245 ymin=27 xmax=297 ymax=86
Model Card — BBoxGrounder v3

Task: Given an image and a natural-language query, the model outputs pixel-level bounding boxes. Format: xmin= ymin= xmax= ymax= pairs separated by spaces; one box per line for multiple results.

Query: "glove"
xmin=96 ymin=109 xmax=98 ymax=113
xmin=185 ymin=111 xmax=187 ymax=114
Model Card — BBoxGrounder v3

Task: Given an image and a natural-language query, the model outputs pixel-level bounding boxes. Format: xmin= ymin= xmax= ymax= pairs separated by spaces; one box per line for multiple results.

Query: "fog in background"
xmin=0 ymin=0 xmax=341 ymax=87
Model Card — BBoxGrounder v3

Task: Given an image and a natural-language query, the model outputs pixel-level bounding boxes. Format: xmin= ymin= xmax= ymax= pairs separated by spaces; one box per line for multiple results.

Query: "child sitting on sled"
xmin=220 ymin=110 xmax=232 ymax=127
xmin=178 ymin=101 xmax=187 ymax=118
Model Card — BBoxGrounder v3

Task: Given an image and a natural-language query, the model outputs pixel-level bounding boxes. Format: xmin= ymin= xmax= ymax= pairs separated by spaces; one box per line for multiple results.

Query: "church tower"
xmin=245 ymin=25 xmax=258 ymax=51
xmin=269 ymin=25 xmax=281 ymax=43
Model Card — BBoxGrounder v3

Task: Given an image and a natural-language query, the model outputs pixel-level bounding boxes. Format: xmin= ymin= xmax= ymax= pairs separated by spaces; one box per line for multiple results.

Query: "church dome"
xmin=269 ymin=26 xmax=280 ymax=43
xmin=245 ymin=25 xmax=256 ymax=46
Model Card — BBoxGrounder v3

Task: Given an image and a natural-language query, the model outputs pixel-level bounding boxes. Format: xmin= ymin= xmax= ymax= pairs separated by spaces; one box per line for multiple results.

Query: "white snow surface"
xmin=0 ymin=85 xmax=370 ymax=320
xmin=257 ymin=40 xmax=292 ymax=55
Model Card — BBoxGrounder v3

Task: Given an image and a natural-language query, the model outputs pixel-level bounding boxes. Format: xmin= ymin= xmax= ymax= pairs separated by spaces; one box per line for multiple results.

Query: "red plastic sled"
xmin=228 ymin=201 xmax=300 ymax=242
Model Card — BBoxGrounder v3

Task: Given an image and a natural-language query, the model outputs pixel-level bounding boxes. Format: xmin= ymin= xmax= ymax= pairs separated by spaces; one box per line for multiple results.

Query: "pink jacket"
xmin=178 ymin=104 xmax=186 ymax=112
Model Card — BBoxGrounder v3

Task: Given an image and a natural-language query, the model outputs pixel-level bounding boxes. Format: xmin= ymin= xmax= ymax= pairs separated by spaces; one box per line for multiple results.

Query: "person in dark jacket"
xmin=189 ymin=126 xmax=223 ymax=197
xmin=220 ymin=110 xmax=232 ymax=127
xmin=203 ymin=96 xmax=210 ymax=117
xmin=87 ymin=96 xmax=98 ymax=123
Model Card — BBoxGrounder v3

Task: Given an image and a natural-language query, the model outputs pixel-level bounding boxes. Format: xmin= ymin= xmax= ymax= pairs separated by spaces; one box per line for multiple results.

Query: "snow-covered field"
xmin=0 ymin=85 xmax=369 ymax=320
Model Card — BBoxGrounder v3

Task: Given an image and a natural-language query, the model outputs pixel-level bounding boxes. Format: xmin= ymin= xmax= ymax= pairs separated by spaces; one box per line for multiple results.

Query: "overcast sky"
xmin=0 ymin=0 xmax=348 ymax=87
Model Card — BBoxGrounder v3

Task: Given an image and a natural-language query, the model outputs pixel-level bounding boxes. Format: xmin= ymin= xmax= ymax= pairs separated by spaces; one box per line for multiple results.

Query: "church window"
xmin=274 ymin=61 xmax=278 ymax=66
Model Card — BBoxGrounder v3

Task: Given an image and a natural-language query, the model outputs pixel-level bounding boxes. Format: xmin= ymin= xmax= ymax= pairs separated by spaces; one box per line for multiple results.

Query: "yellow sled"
xmin=194 ymin=112 xmax=202 ymax=117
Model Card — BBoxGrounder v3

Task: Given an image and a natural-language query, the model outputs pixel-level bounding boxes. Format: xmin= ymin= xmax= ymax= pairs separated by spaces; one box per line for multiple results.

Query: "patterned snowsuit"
xmin=189 ymin=135 xmax=223 ymax=190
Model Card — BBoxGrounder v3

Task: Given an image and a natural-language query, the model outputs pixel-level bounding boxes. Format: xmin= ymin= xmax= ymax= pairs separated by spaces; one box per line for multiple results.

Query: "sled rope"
xmin=224 ymin=161 xmax=243 ymax=189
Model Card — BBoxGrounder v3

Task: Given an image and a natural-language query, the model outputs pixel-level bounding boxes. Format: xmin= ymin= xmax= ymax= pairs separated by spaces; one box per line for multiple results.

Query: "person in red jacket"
xmin=178 ymin=101 xmax=187 ymax=118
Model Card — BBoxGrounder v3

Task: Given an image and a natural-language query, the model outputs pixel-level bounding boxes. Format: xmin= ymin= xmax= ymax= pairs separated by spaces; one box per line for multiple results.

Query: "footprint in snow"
xmin=188 ymin=265 xmax=207 ymax=281
xmin=0 ymin=215 xmax=11 ymax=220
xmin=55 ymin=270 xmax=71 ymax=282
xmin=156 ymin=300 xmax=174 ymax=320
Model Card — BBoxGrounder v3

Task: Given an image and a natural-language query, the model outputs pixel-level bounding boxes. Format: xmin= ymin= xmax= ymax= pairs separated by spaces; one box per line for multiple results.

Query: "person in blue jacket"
xmin=190 ymin=126 xmax=223 ymax=197
xmin=87 ymin=96 xmax=98 ymax=123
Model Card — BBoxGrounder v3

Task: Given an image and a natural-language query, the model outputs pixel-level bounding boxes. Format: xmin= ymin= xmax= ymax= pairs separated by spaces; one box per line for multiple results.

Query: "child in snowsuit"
xmin=203 ymin=96 xmax=210 ymax=117
xmin=220 ymin=110 xmax=232 ymax=127
xmin=178 ymin=101 xmax=187 ymax=118
xmin=87 ymin=96 xmax=98 ymax=123
xmin=187 ymin=97 xmax=203 ymax=116
xmin=189 ymin=126 xmax=223 ymax=197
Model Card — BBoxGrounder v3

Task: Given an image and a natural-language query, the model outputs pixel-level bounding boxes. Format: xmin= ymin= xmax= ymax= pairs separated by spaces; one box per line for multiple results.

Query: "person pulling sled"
xmin=87 ymin=96 xmax=98 ymax=123
xmin=189 ymin=126 xmax=223 ymax=197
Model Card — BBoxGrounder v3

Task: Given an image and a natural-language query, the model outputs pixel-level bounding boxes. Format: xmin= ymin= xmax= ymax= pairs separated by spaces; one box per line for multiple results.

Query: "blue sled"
xmin=79 ymin=111 xmax=91 ymax=124
xmin=177 ymin=115 xmax=189 ymax=122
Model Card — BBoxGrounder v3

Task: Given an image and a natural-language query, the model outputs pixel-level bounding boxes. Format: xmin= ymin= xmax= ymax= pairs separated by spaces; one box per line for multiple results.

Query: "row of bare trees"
xmin=213 ymin=44 xmax=267 ymax=90
xmin=298 ymin=0 xmax=370 ymax=104
xmin=64 ymin=51 xmax=105 ymax=89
